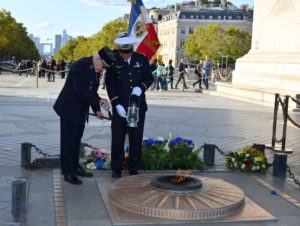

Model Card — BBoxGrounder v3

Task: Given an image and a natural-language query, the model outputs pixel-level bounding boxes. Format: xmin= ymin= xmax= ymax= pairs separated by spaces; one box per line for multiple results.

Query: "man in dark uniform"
xmin=105 ymin=33 xmax=153 ymax=178
xmin=53 ymin=47 xmax=115 ymax=185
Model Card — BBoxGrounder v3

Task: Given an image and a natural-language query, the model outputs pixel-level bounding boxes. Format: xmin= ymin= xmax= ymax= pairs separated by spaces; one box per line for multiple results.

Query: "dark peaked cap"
xmin=98 ymin=46 xmax=116 ymax=68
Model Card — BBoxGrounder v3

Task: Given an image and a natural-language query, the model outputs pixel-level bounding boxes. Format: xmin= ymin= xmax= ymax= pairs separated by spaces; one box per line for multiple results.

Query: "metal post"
xmin=272 ymin=93 xmax=279 ymax=149
xmin=36 ymin=69 xmax=39 ymax=88
xmin=21 ymin=143 xmax=32 ymax=168
xmin=12 ymin=179 xmax=27 ymax=215
xmin=203 ymin=144 xmax=215 ymax=166
xmin=252 ymin=143 xmax=265 ymax=155
xmin=273 ymin=153 xmax=287 ymax=179
xmin=281 ymin=96 xmax=289 ymax=152
xmin=293 ymin=94 xmax=300 ymax=112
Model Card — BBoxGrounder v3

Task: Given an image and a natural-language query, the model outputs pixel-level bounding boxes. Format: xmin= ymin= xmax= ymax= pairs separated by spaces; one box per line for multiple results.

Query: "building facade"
xmin=154 ymin=3 xmax=253 ymax=64
xmin=54 ymin=35 xmax=62 ymax=54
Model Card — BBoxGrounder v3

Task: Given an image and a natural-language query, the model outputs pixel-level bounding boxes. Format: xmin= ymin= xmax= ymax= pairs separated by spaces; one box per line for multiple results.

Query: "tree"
xmin=0 ymin=9 xmax=40 ymax=60
xmin=55 ymin=19 xmax=127 ymax=61
xmin=184 ymin=24 xmax=225 ymax=61
xmin=212 ymin=0 xmax=221 ymax=6
xmin=200 ymin=0 xmax=210 ymax=5
xmin=184 ymin=24 xmax=251 ymax=63
xmin=55 ymin=39 xmax=79 ymax=62
xmin=222 ymin=26 xmax=251 ymax=60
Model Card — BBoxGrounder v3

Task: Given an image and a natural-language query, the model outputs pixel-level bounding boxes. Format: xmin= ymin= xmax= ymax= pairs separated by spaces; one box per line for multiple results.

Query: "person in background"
xmin=166 ymin=59 xmax=175 ymax=89
xmin=193 ymin=59 xmax=203 ymax=89
xmin=150 ymin=58 xmax=158 ymax=90
xmin=60 ymin=59 xmax=66 ymax=79
xmin=202 ymin=55 xmax=213 ymax=89
xmin=175 ymin=58 xmax=188 ymax=89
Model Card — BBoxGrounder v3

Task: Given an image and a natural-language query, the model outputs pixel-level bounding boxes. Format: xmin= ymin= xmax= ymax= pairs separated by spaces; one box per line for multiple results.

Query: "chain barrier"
xmin=25 ymin=144 xmax=60 ymax=170
xmin=214 ymin=145 xmax=229 ymax=156
xmin=0 ymin=65 xmax=69 ymax=74
xmin=207 ymin=143 xmax=300 ymax=187
xmin=286 ymin=164 xmax=300 ymax=187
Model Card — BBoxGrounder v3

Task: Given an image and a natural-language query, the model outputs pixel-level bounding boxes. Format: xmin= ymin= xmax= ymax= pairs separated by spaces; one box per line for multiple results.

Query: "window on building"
xmin=228 ymin=15 xmax=232 ymax=20
xmin=181 ymin=27 xmax=185 ymax=34
xmin=201 ymin=15 xmax=205 ymax=19
xmin=190 ymin=14 xmax=194 ymax=19
xmin=236 ymin=15 xmax=241 ymax=20
xmin=180 ymin=40 xmax=185 ymax=48
xmin=181 ymin=14 xmax=186 ymax=19
xmin=189 ymin=27 xmax=194 ymax=34
xmin=158 ymin=15 xmax=162 ymax=21
xmin=217 ymin=15 xmax=222 ymax=20
xmin=209 ymin=15 xmax=213 ymax=19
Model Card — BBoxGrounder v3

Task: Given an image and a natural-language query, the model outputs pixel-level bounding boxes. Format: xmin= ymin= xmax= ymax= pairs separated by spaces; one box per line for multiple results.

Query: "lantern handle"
xmin=128 ymin=94 xmax=141 ymax=106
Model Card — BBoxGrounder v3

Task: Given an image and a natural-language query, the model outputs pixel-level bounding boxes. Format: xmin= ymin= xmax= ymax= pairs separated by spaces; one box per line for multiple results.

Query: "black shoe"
xmin=64 ymin=174 xmax=83 ymax=185
xmin=129 ymin=170 xmax=139 ymax=176
xmin=76 ymin=166 xmax=93 ymax=177
xmin=193 ymin=84 xmax=195 ymax=88
xmin=112 ymin=171 xmax=121 ymax=178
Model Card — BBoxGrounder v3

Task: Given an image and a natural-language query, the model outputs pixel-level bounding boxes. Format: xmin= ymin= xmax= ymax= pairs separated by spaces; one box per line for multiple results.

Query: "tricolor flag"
xmin=128 ymin=0 xmax=160 ymax=60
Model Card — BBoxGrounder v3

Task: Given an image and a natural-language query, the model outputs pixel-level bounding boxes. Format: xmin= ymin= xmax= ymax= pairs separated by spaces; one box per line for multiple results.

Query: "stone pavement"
xmin=0 ymin=73 xmax=299 ymax=226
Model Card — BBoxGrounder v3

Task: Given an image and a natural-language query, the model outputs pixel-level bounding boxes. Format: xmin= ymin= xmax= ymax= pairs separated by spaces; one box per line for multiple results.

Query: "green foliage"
xmin=0 ymin=9 xmax=40 ymax=60
xmin=55 ymin=39 xmax=79 ymax=62
xmin=200 ymin=0 xmax=210 ymax=4
xmin=142 ymin=140 xmax=168 ymax=170
xmin=141 ymin=137 xmax=204 ymax=171
xmin=55 ymin=20 xmax=128 ymax=61
xmin=212 ymin=0 xmax=221 ymax=6
xmin=184 ymin=24 xmax=251 ymax=63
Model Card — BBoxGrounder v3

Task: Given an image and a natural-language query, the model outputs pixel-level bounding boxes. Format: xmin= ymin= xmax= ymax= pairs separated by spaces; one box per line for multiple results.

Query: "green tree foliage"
xmin=55 ymin=39 xmax=78 ymax=62
xmin=200 ymin=0 xmax=210 ymax=4
xmin=184 ymin=24 xmax=251 ymax=63
xmin=55 ymin=20 xmax=128 ymax=61
xmin=0 ymin=9 xmax=40 ymax=60
xmin=212 ymin=0 xmax=221 ymax=6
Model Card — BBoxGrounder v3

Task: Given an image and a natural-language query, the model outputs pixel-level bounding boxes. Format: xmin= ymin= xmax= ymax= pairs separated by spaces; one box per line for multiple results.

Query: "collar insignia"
xmin=134 ymin=62 xmax=141 ymax=68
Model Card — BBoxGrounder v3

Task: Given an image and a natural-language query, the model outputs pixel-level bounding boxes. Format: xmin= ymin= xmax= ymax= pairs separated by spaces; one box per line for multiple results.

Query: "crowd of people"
xmin=147 ymin=55 xmax=213 ymax=91
xmin=5 ymin=56 xmax=69 ymax=82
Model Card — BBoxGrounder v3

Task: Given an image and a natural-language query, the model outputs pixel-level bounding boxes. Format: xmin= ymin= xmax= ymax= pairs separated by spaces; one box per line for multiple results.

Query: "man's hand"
xmin=100 ymin=98 xmax=109 ymax=110
xmin=95 ymin=111 xmax=104 ymax=119
xmin=131 ymin=87 xmax=142 ymax=97
xmin=116 ymin=104 xmax=127 ymax=118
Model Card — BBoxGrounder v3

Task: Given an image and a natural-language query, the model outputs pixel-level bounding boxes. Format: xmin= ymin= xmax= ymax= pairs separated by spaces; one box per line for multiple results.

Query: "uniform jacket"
xmin=105 ymin=51 xmax=153 ymax=112
xmin=53 ymin=57 xmax=101 ymax=125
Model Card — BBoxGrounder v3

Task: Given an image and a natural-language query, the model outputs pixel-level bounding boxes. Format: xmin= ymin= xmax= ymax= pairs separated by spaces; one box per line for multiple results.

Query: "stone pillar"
xmin=217 ymin=0 xmax=300 ymax=106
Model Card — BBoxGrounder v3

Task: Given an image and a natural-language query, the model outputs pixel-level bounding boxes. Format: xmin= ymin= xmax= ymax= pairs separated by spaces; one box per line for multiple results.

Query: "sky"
xmin=0 ymin=0 xmax=254 ymax=45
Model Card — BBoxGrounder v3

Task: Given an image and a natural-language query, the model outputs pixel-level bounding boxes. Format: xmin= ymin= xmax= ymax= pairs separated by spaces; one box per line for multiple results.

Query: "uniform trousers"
xmin=60 ymin=118 xmax=85 ymax=175
xmin=111 ymin=111 xmax=145 ymax=173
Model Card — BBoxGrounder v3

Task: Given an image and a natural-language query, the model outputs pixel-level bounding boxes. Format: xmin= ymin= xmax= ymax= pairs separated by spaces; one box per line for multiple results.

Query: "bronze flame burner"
xmin=151 ymin=175 xmax=202 ymax=191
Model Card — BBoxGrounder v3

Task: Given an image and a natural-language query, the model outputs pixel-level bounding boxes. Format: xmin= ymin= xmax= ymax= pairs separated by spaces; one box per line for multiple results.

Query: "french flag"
xmin=128 ymin=0 xmax=160 ymax=60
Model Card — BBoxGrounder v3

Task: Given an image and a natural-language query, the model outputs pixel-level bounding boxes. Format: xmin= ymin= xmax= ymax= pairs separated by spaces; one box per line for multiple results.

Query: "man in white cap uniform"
xmin=105 ymin=32 xmax=153 ymax=178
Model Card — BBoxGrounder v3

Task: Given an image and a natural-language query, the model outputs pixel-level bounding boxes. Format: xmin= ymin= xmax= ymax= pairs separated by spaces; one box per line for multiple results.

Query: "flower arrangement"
xmin=226 ymin=146 xmax=269 ymax=173
xmin=141 ymin=134 xmax=203 ymax=170
xmin=79 ymin=145 xmax=110 ymax=170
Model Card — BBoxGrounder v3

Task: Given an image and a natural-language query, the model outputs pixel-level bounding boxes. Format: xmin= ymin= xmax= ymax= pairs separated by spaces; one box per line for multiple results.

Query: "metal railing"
xmin=271 ymin=93 xmax=300 ymax=153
